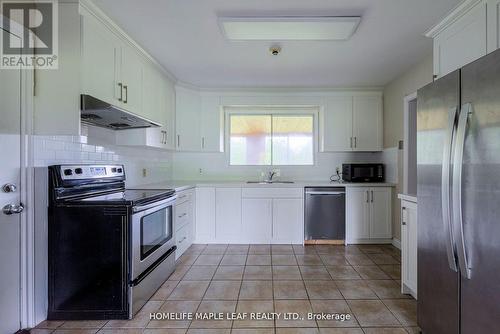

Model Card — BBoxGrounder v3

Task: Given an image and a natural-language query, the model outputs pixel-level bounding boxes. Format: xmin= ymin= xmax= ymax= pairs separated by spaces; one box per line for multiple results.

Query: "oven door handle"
xmin=132 ymin=195 xmax=177 ymax=213
xmin=130 ymin=245 xmax=176 ymax=287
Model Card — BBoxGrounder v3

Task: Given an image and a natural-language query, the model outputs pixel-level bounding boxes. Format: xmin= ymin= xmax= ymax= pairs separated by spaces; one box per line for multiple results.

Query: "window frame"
xmin=224 ymin=106 xmax=319 ymax=167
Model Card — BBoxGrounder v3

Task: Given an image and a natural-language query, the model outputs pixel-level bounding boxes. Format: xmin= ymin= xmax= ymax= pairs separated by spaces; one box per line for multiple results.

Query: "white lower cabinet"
xmin=272 ymin=199 xmax=303 ymax=244
xmin=174 ymin=189 xmax=195 ymax=259
xmin=242 ymin=199 xmax=273 ymax=243
xmin=215 ymin=188 xmax=242 ymax=242
xmin=401 ymin=199 xmax=417 ymax=298
xmin=195 ymin=187 xmax=216 ymax=243
xmin=346 ymin=187 xmax=392 ymax=244
xmin=195 ymin=187 xmax=304 ymax=244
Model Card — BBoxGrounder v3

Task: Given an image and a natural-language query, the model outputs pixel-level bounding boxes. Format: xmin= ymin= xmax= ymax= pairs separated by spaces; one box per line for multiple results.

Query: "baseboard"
xmin=392 ymin=238 xmax=401 ymax=249
xmin=304 ymin=240 xmax=345 ymax=245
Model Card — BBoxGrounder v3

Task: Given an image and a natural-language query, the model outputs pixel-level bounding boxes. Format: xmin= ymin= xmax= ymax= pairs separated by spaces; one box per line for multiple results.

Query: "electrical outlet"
xmin=199 ymin=168 xmax=203 ymax=175
xmin=142 ymin=168 xmax=147 ymax=177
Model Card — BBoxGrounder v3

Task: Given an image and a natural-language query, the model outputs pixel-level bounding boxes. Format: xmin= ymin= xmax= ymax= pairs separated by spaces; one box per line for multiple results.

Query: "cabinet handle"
xmin=118 ymin=83 xmax=123 ymax=102
xmin=123 ymin=85 xmax=128 ymax=104
xmin=354 ymin=137 xmax=357 ymax=148
xmin=401 ymin=207 xmax=406 ymax=225
xmin=178 ymin=236 xmax=187 ymax=243
xmin=201 ymin=137 xmax=205 ymax=149
xmin=366 ymin=191 xmax=369 ymax=203
xmin=350 ymin=137 xmax=353 ymax=149
xmin=178 ymin=194 xmax=187 ymax=200
xmin=177 ymin=135 xmax=180 ymax=148
xmin=371 ymin=190 xmax=374 ymax=202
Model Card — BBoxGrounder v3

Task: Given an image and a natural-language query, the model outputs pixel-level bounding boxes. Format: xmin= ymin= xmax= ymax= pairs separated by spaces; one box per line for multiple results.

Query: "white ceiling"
xmin=93 ymin=0 xmax=461 ymax=88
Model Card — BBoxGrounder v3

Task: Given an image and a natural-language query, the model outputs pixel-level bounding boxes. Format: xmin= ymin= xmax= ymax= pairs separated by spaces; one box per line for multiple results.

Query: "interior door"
xmin=417 ymin=70 xmax=460 ymax=334
xmin=0 ymin=30 xmax=23 ymax=334
xmin=459 ymin=47 xmax=500 ymax=334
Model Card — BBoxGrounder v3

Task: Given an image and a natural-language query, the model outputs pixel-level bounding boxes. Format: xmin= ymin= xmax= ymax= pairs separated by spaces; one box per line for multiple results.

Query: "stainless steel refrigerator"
xmin=417 ymin=49 xmax=500 ymax=333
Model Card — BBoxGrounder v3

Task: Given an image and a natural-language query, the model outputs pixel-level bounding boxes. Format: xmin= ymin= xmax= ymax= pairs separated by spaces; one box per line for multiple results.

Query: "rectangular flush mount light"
xmin=219 ymin=16 xmax=361 ymax=41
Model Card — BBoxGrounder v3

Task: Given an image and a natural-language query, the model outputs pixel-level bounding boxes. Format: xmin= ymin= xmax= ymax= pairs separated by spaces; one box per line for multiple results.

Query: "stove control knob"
xmin=64 ymin=169 xmax=73 ymax=176
xmin=75 ymin=168 xmax=83 ymax=174
xmin=117 ymin=168 xmax=123 ymax=173
xmin=111 ymin=168 xmax=117 ymax=173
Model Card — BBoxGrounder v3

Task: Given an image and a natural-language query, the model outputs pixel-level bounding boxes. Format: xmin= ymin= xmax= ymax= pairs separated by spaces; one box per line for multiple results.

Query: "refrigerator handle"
xmin=452 ymin=103 xmax=472 ymax=279
xmin=441 ymin=107 xmax=458 ymax=272
xmin=442 ymin=106 xmax=459 ymax=272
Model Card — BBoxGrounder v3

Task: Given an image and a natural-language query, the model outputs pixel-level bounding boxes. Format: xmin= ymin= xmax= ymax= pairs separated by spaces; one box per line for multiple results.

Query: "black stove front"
xmin=47 ymin=165 xmax=176 ymax=320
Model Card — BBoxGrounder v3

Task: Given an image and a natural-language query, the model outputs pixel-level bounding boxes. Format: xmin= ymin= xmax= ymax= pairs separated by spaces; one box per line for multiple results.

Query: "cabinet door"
xmin=352 ymin=96 xmax=383 ymax=151
xmin=215 ymin=188 xmax=242 ymax=241
xmin=120 ymin=46 xmax=143 ymax=115
xmin=434 ymin=0 xmax=487 ymax=78
xmin=200 ymin=95 xmax=223 ymax=152
xmin=272 ymin=198 xmax=303 ymax=244
xmin=242 ymin=199 xmax=272 ymax=243
xmin=142 ymin=63 xmax=160 ymax=123
xmin=369 ymin=187 xmax=392 ymax=239
xmin=163 ymin=77 xmax=176 ymax=150
xmin=195 ymin=187 xmax=216 ymax=242
xmin=320 ymin=96 xmax=353 ymax=152
xmin=487 ymin=0 xmax=500 ymax=53
xmin=81 ymin=13 xmax=121 ymax=106
xmin=407 ymin=202 xmax=418 ymax=295
xmin=346 ymin=188 xmax=370 ymax=243
xmin=175 ymin=86 xmax=201 ymax=151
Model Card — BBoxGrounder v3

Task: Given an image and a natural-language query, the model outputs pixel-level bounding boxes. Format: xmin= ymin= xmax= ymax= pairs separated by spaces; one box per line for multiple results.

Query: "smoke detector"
xmin=269 ymin=46 xmax=282 ymax=56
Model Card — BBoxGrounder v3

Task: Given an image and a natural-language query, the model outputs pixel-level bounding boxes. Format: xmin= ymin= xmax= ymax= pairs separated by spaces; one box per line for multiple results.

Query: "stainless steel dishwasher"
xmin=305 ymin=187 xmax=346 ymax=241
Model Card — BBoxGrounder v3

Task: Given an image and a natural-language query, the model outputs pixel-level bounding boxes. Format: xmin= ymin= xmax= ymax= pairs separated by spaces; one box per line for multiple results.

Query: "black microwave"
xmin=342 ymin=163 xmax=384 ymax=183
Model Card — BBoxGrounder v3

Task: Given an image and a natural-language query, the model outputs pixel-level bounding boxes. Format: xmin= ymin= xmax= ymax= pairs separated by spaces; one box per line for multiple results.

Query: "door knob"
xmin=2 ymin=203 xmax=24 ymax=215
xmin=2 ymin=183 xmax=17 ymax=193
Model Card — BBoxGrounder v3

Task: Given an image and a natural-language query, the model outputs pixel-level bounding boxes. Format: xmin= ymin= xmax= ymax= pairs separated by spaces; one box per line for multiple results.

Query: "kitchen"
xmin=0 ymin=0 xmax=499 ymax=333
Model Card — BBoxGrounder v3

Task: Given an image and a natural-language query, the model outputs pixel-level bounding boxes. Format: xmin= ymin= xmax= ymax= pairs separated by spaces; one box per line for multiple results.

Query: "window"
xmin=228 ymin=109 xmax=314 ymax=166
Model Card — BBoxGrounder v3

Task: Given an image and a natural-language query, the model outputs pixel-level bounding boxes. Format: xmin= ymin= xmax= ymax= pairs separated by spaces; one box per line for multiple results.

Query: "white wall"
xmin=33 ymin=125 xmax=173 ymax=186
xmin=383 ymin=53 xmax=434 ymax=243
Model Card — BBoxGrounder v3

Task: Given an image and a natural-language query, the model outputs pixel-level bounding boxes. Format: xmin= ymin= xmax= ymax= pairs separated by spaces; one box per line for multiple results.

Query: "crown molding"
xmin=425 ymin=0 xmax=483 ymax=38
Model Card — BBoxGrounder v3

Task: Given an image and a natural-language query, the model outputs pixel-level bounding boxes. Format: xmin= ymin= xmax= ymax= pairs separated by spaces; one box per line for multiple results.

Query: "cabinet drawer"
xmin=176 ymin=223 xmax=190 ymax=258
xmin=242 ymin=187 xmax=303 ymax=199
xmin=175 ymin=201 xmax=190 ymax=231
xmin=176 ymin=191 xmax=191 ymax=205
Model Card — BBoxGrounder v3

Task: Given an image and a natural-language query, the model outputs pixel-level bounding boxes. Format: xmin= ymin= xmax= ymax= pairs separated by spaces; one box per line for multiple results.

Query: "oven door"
xmin=131 ymin=196 xmax=177 ymax=280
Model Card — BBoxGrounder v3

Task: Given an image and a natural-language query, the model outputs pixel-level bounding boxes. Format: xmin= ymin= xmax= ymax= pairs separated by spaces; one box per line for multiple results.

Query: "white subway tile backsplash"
xmin=33 ymin=129 xmax=173 ymax=187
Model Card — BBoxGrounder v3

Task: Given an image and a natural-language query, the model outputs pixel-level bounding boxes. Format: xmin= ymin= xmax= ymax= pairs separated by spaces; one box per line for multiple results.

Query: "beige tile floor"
xmin=33 ymin=244 xmax=419 ymax=334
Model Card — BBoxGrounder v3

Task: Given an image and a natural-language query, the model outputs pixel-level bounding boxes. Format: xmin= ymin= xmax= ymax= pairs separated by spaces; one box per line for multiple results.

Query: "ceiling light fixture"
xmin=219 ymin=16 xmax=361 ymax=41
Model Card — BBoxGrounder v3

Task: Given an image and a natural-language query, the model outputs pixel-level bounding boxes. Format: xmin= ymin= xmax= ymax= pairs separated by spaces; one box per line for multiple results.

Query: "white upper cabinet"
xmin=320 ymin=96 xmax=353 ymax=152
xmin=487 ymin=0 xmax=500 ymax=53
xmin=175 ymin=86 xmax=202 ymax=151
xmin=428 ymin=0 xmax=494 ymax=79
xmin=352 ymin=96 xmax=383 ymax=151
xmin=115 ymin=66 xmax=176 ymax=150
xmin=120 ymin=46 xmax=144 ymax=116
xmin=200 ymin=95 xmax=224 ymax=152
xmin=320 ymin=94 xmax=383 ymax=152
xmin=175 ymin=88 xmax=224 ymax=152
xmin=81 ymin=12 xmax=121 ymax=107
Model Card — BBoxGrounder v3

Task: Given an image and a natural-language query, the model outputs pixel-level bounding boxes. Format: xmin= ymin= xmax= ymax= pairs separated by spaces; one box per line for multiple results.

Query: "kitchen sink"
xmin=246 ymin=181 xmax=295 ymax=184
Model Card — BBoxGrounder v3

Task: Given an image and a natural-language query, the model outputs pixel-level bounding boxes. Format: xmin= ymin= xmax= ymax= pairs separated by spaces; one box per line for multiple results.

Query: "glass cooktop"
xmin=73 ymin=189 xmax=175 ymax=206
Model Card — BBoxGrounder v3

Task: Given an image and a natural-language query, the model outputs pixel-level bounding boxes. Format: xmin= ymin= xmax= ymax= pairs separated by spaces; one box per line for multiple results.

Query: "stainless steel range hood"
xmin=80 ymin=95 xmax=161 ymax=130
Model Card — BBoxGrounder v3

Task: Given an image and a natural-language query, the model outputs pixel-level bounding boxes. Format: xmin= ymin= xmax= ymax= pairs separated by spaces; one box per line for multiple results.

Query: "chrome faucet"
xmin=266 ymin=171 xmax=277 ymax=182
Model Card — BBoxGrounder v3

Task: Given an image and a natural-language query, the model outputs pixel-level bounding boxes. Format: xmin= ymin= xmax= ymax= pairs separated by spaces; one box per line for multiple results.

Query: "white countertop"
xmin=131 ymin=180 xmax=396 ymax=192
xmin=398 ymin=193 xmax=418 ymax=203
